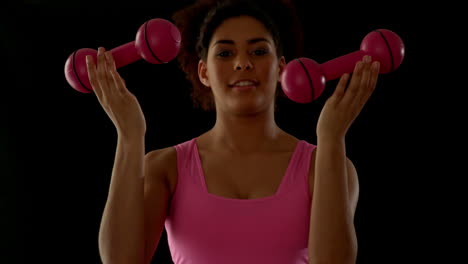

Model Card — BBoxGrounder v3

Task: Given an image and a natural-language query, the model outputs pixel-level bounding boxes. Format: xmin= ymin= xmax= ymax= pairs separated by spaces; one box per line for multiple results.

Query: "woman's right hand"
xmin=86 ymin=47 xmax=146 ymax=140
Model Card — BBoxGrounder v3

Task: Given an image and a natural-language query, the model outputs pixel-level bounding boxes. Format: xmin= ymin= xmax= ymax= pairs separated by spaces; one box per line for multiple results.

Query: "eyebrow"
xmin=212 ymin=37 xmax=271 ymax=47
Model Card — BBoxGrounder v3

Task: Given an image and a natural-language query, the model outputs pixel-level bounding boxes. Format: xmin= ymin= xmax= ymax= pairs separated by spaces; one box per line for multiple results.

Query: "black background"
xmin=3 ymin=0 xmax=452 ymax=263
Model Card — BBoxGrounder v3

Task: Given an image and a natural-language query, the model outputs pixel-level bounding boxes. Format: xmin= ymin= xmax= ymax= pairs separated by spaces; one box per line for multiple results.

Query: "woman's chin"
xmin=226 ymin=101 xmax=268 ymax=116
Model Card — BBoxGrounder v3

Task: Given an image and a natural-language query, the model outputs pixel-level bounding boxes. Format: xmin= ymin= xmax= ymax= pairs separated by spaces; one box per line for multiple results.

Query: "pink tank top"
xmin=164 ymin=137 xmax=316 ymax=264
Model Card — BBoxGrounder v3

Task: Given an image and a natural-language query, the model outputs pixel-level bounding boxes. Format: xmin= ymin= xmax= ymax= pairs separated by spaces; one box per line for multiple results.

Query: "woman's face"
xmin=198 ymin=15 xmax=285 ymax=115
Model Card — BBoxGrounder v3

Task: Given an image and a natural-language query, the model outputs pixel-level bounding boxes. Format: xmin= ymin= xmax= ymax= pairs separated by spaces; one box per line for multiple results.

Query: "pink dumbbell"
xmin=64 ymin=18 xmax=181 ymax=93
xmin=280 ymin=29 xmax=405 ymax=103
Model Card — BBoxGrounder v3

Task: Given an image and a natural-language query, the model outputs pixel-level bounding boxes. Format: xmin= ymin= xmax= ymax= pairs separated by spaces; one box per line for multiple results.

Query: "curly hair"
xmin=172 ymin=0 xmax=304 ymax=111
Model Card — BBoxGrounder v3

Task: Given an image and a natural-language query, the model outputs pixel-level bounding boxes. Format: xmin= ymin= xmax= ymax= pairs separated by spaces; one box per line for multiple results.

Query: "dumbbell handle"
xmin=108 ymin=41 xmax=140 ymax=68
xmin=110 ymin=39 xmax=166 ymax=68
xmin=321 ymin=50 xmax=369 ymax=80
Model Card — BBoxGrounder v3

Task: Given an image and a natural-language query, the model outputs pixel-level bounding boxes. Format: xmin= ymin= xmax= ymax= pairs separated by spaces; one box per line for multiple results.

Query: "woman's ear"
xmin=277 ymin=56 xmax=286 ymax=82
xmin=198 ymin=60 xmax=210 ymax=87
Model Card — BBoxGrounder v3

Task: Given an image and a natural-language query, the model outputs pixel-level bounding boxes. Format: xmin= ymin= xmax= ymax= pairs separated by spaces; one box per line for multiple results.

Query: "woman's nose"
xmin=234 ymin=56 xmax=253 ymax=71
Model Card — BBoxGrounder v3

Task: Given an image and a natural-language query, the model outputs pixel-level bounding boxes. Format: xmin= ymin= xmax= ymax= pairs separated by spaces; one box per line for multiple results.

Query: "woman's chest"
xmin=167 ymin=146 xmax=316 ymax=201
xmin=199 ymin=152 xmax=298 ymax=200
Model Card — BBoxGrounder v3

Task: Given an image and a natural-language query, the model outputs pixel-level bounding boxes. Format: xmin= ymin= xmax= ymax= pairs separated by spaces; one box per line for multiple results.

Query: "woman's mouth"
xmin=229 ymin=80 xmax=259 ymax=91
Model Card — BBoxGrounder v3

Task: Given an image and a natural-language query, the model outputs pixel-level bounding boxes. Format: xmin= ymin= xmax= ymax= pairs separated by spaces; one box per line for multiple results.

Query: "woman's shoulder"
xmin=144 ymin=145 xmax=179 ymax=189
xmin=145 ymin=137 xmax=195 ymax=166
xmin=145 ymin=146 xmax=177 ymax=164
xmin=144 ymin=137 xmax=197 ymax=197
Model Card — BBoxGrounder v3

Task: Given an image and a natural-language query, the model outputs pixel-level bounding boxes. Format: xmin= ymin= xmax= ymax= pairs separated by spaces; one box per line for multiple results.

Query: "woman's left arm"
xmin=308 ymin=55 xmax=380 ymax=264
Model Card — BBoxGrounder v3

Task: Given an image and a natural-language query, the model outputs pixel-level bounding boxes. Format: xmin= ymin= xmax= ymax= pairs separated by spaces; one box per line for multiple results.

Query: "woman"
xmin=86 ymin=0 xmax=380 ymax=263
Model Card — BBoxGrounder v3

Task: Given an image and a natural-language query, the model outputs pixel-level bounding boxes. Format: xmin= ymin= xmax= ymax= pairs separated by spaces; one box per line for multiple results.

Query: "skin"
xmin=86 ymin=48 xmax=146 ymax=140
xmin=86 ymin=49 xmax=146 ymax=263
xmin=197 ymin=15 xmax=290 ymax=154
xmin=86 ymin=14 xmax=380 ymax=264
xmin=197 ymin=15 xmax=380 ymax=263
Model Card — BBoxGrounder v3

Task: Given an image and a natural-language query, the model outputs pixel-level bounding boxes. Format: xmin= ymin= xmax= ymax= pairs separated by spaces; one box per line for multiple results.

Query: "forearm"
xmin=98 ymin=137 xmax=145 ymax=264
xmin=309 ymin=137 xmax=357 ymax=263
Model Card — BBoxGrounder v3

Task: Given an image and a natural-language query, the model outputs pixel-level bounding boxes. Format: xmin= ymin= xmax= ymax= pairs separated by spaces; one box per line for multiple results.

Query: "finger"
xmin=332 ymin=73 xmax=350 ymax=103
xmin=360 ymin=56 xmax=372 ymax=90
xmin=117 ymin=73 xmax=129 ymax=95
xmin=354 ymin=56 xmax=372 ymax=108
xmin=341 ymin=59 xmax=364 ymax=106
xmin=86 ymin=55 xmax=103 ymax=101
xmin=368 ymin=61 xmax=380 ymax=90
xmin=359 ymin=61 xmax=380 ymax=106
xmin=105 ymin=52 xmax=126 ymax=95
xmin=108 ymin=67 xmax=129 ymax=97
xmin=97 ymin=47 xmax=112 ymax=97
xmin=103 ymin=48 xmax=116 ymax=97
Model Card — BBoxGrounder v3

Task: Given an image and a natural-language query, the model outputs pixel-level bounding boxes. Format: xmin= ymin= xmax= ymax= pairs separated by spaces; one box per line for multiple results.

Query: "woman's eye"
xmin=217 ymin=51 xmax=231 ymax=57
xmin=253 ymin=49 xmax=268 ymax=56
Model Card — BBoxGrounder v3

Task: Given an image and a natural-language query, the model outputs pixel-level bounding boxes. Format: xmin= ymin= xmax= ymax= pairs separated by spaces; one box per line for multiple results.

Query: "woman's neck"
xmin=203 ymin=107 xmax=287 ymax=155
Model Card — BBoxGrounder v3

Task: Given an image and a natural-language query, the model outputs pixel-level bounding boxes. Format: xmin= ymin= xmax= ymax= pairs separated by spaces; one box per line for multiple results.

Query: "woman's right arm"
xmin=98 ymin=139 xmax=174 ymax=264
xmin=98 ymin=137 xmax=145 ymax=264
xmin=86 ymin=48 xmax=171 ymax=263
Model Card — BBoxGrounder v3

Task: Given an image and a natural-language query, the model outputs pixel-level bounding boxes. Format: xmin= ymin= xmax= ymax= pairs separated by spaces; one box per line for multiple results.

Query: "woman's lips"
xmin=232 ymin=85 xmax=256 ymax=91
xmin=229 ymin=79 xmax=259 ymax=91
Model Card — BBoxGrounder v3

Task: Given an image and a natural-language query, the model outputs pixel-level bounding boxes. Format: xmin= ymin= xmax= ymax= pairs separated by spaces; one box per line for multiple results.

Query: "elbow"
xmin=100 ymin=257 xmax=146 ymax=264
xmin=98 ymin=233 xmax=146 ymax=264
xmin=310 ymin=252 xmax=357 ymax=264
xmin=99 ymin=246 xmax=146 ymax=264
xmin=309 ymin=233 xmax=358 ymax=264
xmin=337 ymin=247 xmax=358 ymax=264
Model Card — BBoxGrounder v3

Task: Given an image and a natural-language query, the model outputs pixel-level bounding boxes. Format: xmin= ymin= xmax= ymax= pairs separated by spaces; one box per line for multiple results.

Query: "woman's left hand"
xmin=316 ymin=55 xmax=380 ymax=140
